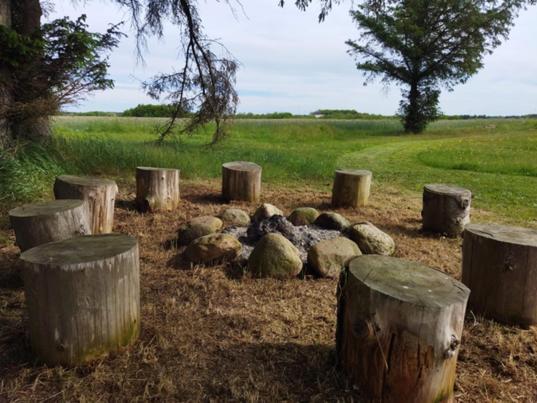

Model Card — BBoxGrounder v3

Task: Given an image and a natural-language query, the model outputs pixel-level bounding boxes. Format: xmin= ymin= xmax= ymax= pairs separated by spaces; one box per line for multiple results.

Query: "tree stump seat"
xmin=337 ymin=255 xmax=470 ymax=403
xmin=54 ymin=175 xmax=118 ymax=234
xmin=331 ymin=169 xmax=372 ymax=208
xmin=462 ymin=223 xmax=537 ymax=327
xmin=9 ymin=199 xmax=91 ymax=251
xmin=422 ymin=184 xmax=471 ymax=237
xmin=222 ymin=161 xmax=262 ymax=202
xmin=135 ymin=166 xmax=180 ymax=212
xmin=20 ymin=234 xmax=140 ymax=366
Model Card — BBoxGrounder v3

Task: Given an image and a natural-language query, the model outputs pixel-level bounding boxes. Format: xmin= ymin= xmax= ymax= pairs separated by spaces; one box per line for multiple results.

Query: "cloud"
xmin=52 ymin=1 xmax=537 ymax=115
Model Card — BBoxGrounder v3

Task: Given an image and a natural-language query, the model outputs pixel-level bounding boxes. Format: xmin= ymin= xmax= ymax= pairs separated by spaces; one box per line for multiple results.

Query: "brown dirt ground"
xmin=0 ymin=180 xmax=536 ymax=402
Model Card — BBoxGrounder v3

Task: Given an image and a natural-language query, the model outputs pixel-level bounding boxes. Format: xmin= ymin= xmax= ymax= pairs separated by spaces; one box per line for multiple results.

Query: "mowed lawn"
xmin=10 ymin=116 xmax=537 ymax=223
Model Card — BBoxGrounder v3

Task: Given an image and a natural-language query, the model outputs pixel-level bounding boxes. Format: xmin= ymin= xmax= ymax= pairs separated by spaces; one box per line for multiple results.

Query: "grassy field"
xmin=2 ymin=117 xmax=537 ymax=401
xmin=2 ymin=116 xmax=537 ymax=223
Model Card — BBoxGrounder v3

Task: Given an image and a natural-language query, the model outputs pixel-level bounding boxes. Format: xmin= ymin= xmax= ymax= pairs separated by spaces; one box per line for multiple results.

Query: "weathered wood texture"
xmin=331 ymin=169 xmax=372 ymax=208
xmin=20 ymin=234 xmax=140 ymax=366
xmin=422 ymin=184 xmax=471 ymax=237
xmin=9 ymin=199 xmax=91 ymax=251
xmin=222 ymin=161 xmax=262 ymax=202
xmin=54 ymin=175 xmax=118 ymax=234
xmin=462 ymin=223 xmax=537 ymax=327
xmin=337 ymin=255 xmax=469 ymax=403
xmin=135 ymin=166 xmax=180 ymax=212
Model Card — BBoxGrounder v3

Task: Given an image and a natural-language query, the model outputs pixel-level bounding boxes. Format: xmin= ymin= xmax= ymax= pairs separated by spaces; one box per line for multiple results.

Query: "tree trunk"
xmin=9 ymin=199 xmax=91 ymax=252
xmin=222 ymin=161 xmax=262 ymax=202
xmin=462 ymin=223 xmax=537 ymax=328
xmin=337 ymin=255 xmax=469 ymax=403
xmin=0 ymin=0 xmax=11 ymax=148
xmin=331 ymin=169 xmax=372 ymax=208
xmin=54 ymin=175 xmax=118 ymax=234
xmin=422 ymin=184 xmax=471 ymax=237
xmin=135 ymin=166 xmax=180 ymax=212
xmin=3 ymin=0 xmax=51 ymax=142
xmin=20 ymin=234 xmax=140 ymax=366
xmin=404 ymin=81 xmax=421 ymax=133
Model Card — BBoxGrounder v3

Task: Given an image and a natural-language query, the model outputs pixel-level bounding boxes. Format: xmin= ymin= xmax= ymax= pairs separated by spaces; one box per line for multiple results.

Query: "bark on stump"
xmin=462 ymin=223 xmax=537 ymax=327
xmin=20 ymin=234 xmax=140 ymax=366
xmin=9 ymin=199 xmax=91 ymax=252
xmin=422 ymin=184 xmax=471 ymax=237
xmin=331 ymin=169 xmax=372 ymax=208
xmin=54 ymin=175 xmax=118 ymax=234
xmin=135 ymin=166 xmax=180 ymax=212
xmin=337 ymin=255 xmax=470 ymax=403
xmin=222 ymin=161 xmax=262 ymax=202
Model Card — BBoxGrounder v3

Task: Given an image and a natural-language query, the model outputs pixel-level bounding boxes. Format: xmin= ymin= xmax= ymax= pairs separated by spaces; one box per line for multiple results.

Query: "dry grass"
xmin=0 ymin=181 xmax=536 ymax=402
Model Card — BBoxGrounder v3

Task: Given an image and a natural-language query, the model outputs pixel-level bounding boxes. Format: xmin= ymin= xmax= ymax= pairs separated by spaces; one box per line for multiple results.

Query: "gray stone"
xmin=314 ymin=212 xmax=350 ymax=231
xmin=247 ymin=233 xmax=303 ymax=279
xmin=308 ymin=237 xmax=361 ymax=278
xmin=252 ymin=203 xmax=284 ymax=223
xmin=245 ymin=215 xmax=340 ymax=262
xmin=184 ymin=233 xmax=242 ymax=264
xmin=220 ymin=208 xmax=251 ymax=227
xmin=178 ymin=216 xmax=223 ymax=245
xmin=346 ymin=221 xmax=395 ymax=256
xmin=288 ymin=207 xmax=320 ymax=226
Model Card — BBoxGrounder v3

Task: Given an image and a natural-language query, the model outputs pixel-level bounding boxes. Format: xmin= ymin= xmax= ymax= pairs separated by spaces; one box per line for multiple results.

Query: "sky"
xmin=49 ymin=1 xmax=537 ymax=115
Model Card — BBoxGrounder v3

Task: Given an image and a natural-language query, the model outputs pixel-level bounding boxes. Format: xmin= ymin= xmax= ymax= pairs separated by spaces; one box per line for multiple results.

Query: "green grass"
xmin=2 ymin=116 xmax=537 ymax=224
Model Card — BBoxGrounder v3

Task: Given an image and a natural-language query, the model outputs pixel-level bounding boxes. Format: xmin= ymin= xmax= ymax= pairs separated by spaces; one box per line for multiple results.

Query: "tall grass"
xmin=2 ymin=116 xmax=537 ymax=223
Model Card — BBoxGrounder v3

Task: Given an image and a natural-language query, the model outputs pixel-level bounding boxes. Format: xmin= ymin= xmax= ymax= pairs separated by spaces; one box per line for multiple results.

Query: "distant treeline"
xmin=439 ymin=114 xmax=537 ymax=120
xmin=59 ymin=105 xmax=537 ymax=120
xmin=311 ymin=109 xmax=390 ymax=120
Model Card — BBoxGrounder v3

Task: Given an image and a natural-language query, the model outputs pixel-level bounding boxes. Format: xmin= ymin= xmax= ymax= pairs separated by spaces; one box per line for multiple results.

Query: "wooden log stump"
xmin=135 ymin=166 xmax=180 ymax=212
xmin=337 ymin=255 xmax=469 ymax=403
xmin=9 ymin=200 xmax=91 ymax=252
xmin=331 ymin=169 xmax=372 ymax=208
xmin=462 ymin=223 xmax=537 ymax=327
xmin=222 ymin=161 xmax=262 ymax=202
xmin=422 ymin=184 xmax=471 ymax=237
xmin=20 ymin=234 xmax=140 ymax=366
xmin=54 ymin=175 xmax=118 ymax=234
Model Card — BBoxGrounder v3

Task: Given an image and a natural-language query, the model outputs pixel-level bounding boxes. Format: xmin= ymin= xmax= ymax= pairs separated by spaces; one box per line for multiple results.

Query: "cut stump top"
xmin=136 ymin=166 xmax=180 ymax=172
xmin=20 ymin=234 xmax=137 ymax=267
xmin=335 ymin=169 xmax=372 ymax=177
xmin=222 ymin=161 xmax=261 ymax=172
xmin=465 ymin=223 xmax=537 ymax=248
xmin=9 ymin=200 xmax=85 ymax=218
xmin=56 ymin=175 xmax=117 ymax=187
xmin=347 ymin=255 xmax=469 ymax=308
xmin=424 ymin=184 xmax=471 ymax=196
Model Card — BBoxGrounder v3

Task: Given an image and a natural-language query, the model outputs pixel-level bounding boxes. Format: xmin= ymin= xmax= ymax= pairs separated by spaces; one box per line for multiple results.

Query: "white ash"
xmin=222 ymin=215 xmax=341 ymax=262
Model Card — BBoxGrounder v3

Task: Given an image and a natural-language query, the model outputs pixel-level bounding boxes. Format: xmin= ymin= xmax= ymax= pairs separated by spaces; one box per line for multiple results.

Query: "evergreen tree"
xmin=346 ymin=0 xmax=533 ymax=133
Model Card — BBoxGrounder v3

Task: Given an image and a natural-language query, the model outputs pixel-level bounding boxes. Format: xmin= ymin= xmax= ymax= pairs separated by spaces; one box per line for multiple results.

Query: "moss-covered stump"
xmin=54 ymin=175 xmax=118 ymax=234
xmin=331 ymin=169 xmax=372 ymax=208
xmin=135 ymin=166 xmax=180 ymax=212
xmin=9 ymin=200 xmax=91 ymax=252
xmin=20 ymin=234 xmax=140 ymax=366
xmin=462 ymin=223 xmax=537 ymax=327
xmin=222 ymin=161 xmax=262 ymax=202
xmin=422 ymin=184 xmax=471 ymax=237
xmin=337 ymin=255 xmax=469 ymax=403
